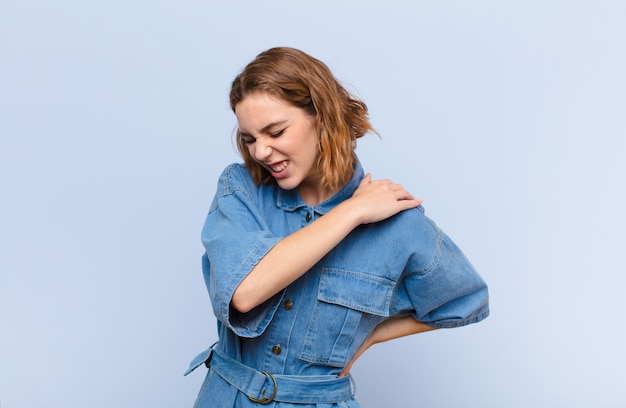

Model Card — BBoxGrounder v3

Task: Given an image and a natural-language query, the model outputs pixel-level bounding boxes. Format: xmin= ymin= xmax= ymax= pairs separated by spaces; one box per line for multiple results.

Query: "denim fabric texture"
xmin=188 ymin=161 xmax=489 ymax=407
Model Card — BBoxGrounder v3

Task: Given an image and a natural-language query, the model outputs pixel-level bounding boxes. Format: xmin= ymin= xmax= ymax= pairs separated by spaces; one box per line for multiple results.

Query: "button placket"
xmin=262 ymin=290 xmax=297 ymax=369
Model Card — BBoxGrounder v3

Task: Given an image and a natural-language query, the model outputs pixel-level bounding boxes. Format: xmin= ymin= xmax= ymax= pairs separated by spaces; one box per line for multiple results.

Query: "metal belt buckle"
xmin=248 ymin=371 xmax=277 ymax=404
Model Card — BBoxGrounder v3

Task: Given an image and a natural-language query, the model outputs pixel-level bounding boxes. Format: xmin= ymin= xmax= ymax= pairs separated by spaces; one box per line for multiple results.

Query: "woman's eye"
xmin=270 ymin=129 xmax=286 ymax=138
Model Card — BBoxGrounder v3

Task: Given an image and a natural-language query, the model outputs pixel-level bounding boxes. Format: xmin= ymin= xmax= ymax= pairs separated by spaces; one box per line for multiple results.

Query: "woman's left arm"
xmin=339 ymin=316 xmax=437 ymax=377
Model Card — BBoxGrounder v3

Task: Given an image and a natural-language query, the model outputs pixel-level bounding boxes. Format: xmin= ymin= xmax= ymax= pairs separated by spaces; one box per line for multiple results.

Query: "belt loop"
xmin=348 ymin=373 xmax=356 ymax=398
xmin=203 ymin=341 xmax=218 ymax=368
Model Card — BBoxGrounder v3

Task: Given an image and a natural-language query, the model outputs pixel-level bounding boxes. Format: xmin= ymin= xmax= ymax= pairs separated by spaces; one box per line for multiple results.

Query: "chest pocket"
xmin=299 ymin=268 xmax=394 ymax=367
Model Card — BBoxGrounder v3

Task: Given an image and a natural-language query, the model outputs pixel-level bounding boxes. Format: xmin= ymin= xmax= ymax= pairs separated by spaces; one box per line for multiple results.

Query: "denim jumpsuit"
xmin=186 ymin=161 xmax=489 ymax=407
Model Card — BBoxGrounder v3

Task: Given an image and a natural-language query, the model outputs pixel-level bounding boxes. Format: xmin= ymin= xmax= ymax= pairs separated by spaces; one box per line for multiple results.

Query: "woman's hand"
xmin=339 ymin=316 xmax=437 ymax=377
xmin=348 ymin=173 xmax=423 ymax=225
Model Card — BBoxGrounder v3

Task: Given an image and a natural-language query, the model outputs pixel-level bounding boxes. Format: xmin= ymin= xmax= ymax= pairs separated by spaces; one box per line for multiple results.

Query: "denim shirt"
xmin=188 ymin=161 xmax=489 ymax=407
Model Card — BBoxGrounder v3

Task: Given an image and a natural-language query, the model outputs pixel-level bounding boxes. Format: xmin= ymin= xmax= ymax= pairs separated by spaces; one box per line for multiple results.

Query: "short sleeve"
xmin=201 ymin=165 xmax=282 ymax=337
xmin=393 ymin=213 xmax=490 ymax=328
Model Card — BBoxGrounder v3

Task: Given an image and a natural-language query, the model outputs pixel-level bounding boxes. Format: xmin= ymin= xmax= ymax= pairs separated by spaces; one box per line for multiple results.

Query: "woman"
xmin=185 ymin=47 xmax=489 ymax=407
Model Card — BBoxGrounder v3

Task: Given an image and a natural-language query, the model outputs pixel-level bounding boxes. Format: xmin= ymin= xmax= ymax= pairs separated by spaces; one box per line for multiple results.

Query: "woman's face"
xmin=236 ymin=92 xmax=324 ymax=202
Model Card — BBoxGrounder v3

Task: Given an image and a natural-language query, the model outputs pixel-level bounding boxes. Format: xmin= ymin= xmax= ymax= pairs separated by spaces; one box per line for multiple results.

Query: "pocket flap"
xmin=318 ymin=268 xmax=394 ymax=316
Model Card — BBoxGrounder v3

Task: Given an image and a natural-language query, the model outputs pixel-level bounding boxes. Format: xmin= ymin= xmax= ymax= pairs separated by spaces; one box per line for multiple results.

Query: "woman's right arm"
xmin=231 ymin=174 xmax=422 ymax=313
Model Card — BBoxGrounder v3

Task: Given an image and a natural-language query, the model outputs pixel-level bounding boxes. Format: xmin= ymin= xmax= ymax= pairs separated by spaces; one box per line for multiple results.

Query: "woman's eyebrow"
xmin=259 ymin=120 xmax=288 ymax=133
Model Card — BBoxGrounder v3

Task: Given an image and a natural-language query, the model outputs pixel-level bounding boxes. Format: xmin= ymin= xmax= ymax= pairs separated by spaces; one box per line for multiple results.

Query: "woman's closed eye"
xmin=239 ymin=132 xmax=255 ymax=144
xmin=240 ymin=128 xmax=285 ymax=144
xmin=270 ymin=128 xmax=286 ymax=138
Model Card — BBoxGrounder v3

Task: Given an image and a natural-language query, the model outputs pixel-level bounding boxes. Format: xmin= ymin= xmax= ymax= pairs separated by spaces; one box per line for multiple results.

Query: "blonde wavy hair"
xmin=230 ymin=47 xmax=375 ymax=191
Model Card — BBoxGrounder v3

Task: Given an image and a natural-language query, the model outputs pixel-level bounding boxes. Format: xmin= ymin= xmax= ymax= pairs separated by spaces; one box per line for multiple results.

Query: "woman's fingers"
xmin=370 ymin=179 xmax=421 ymax=202
xmin=350 ymin=176 xmax=423 ymax=224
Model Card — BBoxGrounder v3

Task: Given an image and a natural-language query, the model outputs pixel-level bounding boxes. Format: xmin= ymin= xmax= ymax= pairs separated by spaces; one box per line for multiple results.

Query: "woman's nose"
xmin=253 ymin=138 xmax=272 ymax=161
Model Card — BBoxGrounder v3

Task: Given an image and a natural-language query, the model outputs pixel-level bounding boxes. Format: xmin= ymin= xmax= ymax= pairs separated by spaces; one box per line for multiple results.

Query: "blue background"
xmin=1 ymin=1 xmax=625 ymax=407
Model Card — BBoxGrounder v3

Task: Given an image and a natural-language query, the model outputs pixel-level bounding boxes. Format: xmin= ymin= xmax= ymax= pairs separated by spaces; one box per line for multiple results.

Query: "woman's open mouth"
xmin=269 ymin=160 xmax=289 ymax=174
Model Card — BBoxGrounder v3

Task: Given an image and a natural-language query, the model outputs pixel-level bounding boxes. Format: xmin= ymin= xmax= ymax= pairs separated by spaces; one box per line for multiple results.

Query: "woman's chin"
xmin=276 ymin=178 xmax=299 ymax=191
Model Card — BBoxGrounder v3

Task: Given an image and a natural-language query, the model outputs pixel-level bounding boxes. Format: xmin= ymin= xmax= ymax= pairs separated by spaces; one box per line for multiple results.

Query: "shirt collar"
xmin=276 ymin=160 xmax=364 ymax=214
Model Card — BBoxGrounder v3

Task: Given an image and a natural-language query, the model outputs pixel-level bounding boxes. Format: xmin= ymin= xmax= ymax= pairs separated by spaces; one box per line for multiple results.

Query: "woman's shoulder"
xmin=215 ymin=163 xmax=255 ymax=194
xmin=219 ymin=162 xmax=249 ymax=179
xmin=395 ymin=204 xmax=440 ymax=233
xmin=381 ymin=205 xmax=445 ymax=258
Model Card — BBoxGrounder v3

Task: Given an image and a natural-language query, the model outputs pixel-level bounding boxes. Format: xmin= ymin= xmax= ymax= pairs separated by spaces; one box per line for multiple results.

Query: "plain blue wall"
xmin=1 ymin=1 xmax=625 ymax=407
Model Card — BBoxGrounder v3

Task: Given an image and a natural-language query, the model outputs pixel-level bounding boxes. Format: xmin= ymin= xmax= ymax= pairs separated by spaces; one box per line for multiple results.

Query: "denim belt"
xmin=205 ymin=347 xmax=355 ymax=404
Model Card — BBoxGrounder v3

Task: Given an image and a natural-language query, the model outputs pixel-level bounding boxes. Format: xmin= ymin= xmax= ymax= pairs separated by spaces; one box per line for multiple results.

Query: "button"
xmin=283 ymin=299 xmax=293 ymax=310
xmin=305 ymin=213 xmax=311 ymax=222
xmin=272 ymin=345 xmax=282 ymax=355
